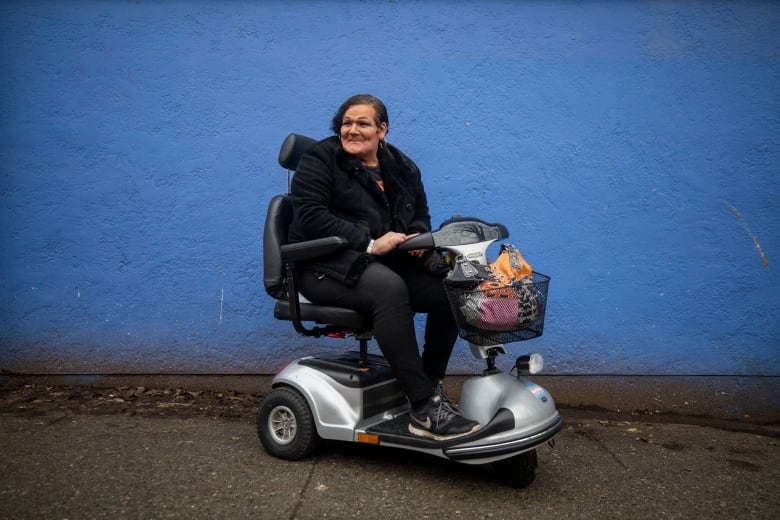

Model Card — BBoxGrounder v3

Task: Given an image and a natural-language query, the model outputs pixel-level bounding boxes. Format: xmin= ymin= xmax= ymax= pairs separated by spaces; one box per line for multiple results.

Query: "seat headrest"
xmin=278 ymin=133 xmax=317 ymax=170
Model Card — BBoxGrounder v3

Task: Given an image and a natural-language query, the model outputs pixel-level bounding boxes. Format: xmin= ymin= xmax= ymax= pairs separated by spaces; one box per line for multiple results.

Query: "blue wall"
xmin=1 ymin=1 xmax=778 ymax=376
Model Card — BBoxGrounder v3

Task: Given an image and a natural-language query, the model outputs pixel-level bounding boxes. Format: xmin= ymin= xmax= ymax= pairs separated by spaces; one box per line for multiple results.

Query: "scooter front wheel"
xmin=257 ymin=386 xmax=319 ymax=460
xmin=492 ymin=449 xmax=538 ymax=489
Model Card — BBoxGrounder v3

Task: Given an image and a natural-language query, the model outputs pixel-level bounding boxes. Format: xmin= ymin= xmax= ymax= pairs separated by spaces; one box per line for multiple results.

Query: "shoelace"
xmin=431 ymin=396 xmax=459 ymax=428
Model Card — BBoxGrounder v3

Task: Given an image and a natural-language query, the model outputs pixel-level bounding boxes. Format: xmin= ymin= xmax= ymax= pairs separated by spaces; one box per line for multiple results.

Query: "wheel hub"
xmin=269 ymin=405 xmax=297 ymax=445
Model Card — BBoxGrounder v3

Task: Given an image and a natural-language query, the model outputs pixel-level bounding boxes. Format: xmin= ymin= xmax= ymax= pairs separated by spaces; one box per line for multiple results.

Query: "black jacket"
xmin=288 ymin=136 xmax=431 ymax=285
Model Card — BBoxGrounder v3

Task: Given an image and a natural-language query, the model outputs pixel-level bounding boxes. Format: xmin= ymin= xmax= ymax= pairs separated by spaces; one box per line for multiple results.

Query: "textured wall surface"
xmin=1 ymin=1 xmax=778 ymax=376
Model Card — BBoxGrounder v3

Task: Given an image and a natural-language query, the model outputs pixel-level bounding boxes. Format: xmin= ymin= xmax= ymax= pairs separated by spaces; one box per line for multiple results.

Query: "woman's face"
xmin=339 ymin=104 xmax=388 ymax=166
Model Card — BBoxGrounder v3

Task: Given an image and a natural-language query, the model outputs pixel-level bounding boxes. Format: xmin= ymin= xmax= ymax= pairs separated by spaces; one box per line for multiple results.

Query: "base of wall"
xmin=530 ymin=375 xmax=779 ymax=425
xmin=2 ymin=373 xmax=777 ymax=424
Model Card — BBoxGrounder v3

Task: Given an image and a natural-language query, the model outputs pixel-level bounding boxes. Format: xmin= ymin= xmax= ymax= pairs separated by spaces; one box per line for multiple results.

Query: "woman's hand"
xmin=370 ymin=232 xmax=419 ymax=256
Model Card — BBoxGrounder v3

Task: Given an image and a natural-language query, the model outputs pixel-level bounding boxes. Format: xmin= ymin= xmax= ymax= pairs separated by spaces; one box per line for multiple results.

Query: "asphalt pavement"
xmin=1 ymin=384 xmax=778 ymax=520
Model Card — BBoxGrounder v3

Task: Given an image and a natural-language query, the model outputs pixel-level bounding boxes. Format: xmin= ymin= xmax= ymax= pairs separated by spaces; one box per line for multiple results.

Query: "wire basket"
xmin=444 ymin=272 xmax=550 ymax=346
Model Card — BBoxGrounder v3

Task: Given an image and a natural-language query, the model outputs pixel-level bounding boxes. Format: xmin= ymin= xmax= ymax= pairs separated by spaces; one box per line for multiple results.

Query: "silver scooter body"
xmin=273 ymin=356 xmax=561 ymax=465
xmin=268 ymin=217 xmax=561 ymax=465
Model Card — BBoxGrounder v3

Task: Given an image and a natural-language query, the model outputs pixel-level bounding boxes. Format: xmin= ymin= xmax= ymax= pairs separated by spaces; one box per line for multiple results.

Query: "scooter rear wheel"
xmin=492 ymin=449 xmax=538 ymax=489
xmin=257 ymin=386 xmax=319 ymax=460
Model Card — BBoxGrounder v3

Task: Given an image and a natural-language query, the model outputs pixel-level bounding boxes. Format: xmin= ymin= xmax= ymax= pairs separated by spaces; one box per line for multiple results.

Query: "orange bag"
xmin=489 ymin=244 xmax=532 ymax=284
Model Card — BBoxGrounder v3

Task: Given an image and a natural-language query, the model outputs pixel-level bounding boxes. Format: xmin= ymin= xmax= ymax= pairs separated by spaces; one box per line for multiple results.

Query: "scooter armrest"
xmin=281 ymin=236 xmax=348 ymax=263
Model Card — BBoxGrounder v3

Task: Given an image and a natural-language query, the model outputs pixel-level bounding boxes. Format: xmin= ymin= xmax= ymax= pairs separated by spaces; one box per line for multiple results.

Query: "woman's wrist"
xmin=366 ymin=239 xmax=375 ymax=255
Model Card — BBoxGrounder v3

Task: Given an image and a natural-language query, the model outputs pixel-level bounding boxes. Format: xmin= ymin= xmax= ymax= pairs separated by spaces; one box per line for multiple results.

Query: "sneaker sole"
xmin=408 ymin=422 xmax=481 ymax=441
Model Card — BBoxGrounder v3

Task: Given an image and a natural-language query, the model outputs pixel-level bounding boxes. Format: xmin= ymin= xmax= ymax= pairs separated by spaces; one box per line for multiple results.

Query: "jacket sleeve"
xmin=290 ymin=144 xmax=372 ymax=251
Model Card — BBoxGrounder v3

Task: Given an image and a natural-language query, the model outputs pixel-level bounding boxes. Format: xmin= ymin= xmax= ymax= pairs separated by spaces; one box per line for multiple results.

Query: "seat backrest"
xmin=263 ymin=194 xmax=292 ymax=300
xmin=264 ymin=134 xmax=317 ymax=300
xmin=278 ymin=133 xmax=317 ymax=170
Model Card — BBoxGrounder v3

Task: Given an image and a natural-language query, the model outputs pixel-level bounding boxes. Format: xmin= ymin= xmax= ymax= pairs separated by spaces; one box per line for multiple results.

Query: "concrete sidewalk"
xmin=1 ymin=386 xmax=778 ymax=519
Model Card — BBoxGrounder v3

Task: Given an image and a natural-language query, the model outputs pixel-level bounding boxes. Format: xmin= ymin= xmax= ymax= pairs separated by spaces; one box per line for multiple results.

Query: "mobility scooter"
xmin=258 ymin=134 xmax=561 ymax=488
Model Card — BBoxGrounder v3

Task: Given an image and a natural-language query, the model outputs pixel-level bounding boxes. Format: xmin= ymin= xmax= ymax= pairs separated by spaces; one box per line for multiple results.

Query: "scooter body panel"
xmin=272 ymin=351 xmax=561 ymax=464
xmin=272 ymin=353 xmax=406 ymax=442
xmin=446 ymin=372 xmax=561 ymax=464
xmin=460 ymin=371 xmax=557 ymax=428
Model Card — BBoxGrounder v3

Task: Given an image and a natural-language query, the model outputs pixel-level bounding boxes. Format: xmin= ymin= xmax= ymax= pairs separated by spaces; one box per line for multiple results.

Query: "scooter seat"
xmin=274 ymin=301 xmax=371 ymax=331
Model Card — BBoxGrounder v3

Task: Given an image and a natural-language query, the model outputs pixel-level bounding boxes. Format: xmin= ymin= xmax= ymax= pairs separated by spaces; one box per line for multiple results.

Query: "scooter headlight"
xmin=515 ymin=353 xmax=543 ymax=375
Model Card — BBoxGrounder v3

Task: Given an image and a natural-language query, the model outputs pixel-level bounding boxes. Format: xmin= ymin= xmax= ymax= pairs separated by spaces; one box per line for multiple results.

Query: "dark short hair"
xmin=330 ymin=94 xmax=389 ymax=135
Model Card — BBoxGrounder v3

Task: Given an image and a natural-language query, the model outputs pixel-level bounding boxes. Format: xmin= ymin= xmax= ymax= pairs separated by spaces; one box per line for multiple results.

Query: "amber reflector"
xmin=357 ymin=433 xmax=380 ymax=445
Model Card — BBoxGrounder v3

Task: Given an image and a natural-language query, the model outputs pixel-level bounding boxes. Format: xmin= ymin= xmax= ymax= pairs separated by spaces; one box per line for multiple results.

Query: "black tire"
xmin=256 ymin=386 xmax=319 ymax=460
xmin=492 ymin=449 xmax=538 ymax=489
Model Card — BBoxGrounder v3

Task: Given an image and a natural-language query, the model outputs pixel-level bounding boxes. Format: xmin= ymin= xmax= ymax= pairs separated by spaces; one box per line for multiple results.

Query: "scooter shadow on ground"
xmin=294 ymin=433 xmax=535 ymax=489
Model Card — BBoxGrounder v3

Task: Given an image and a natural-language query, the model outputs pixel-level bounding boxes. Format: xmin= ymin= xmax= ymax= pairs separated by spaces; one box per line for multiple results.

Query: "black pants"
xmin=297 ymin=254 xmax=458 ymax=403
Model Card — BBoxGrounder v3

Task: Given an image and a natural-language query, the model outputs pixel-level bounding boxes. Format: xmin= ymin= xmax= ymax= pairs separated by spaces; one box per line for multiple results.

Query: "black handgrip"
xmin=397 ymin=232 xmax=435 ymax=251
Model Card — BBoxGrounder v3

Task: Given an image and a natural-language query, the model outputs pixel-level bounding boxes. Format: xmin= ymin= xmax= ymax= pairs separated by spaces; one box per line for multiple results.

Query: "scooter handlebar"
xmin=397 ymin=232 xmax=435 ymax=252
xmin=396 ymin=217 xmax=509 ymax=253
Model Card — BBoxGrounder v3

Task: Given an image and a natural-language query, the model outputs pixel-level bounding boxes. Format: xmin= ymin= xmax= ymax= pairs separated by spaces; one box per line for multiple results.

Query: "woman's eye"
xmin=341 ymin=121 xmax=373 ymax=128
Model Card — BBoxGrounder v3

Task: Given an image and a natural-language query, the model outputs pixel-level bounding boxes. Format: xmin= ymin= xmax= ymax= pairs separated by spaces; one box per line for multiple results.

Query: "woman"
xmin=287 ymin=94 xmax=480 ymax=441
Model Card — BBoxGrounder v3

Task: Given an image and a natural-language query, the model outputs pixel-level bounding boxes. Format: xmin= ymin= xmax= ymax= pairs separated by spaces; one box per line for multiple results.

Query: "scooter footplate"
xmin=365 ymin=413 xmax=460 ymax=449
xmin=366 ymin=414 xmax=411 ymax=437
xmin=364 ymin=408 xmax=516 ymax=450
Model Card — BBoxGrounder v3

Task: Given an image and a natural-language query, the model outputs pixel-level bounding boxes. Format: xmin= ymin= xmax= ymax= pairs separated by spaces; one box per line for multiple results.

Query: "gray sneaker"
xmin=409 ymin=395 xmax=480 ymax=441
